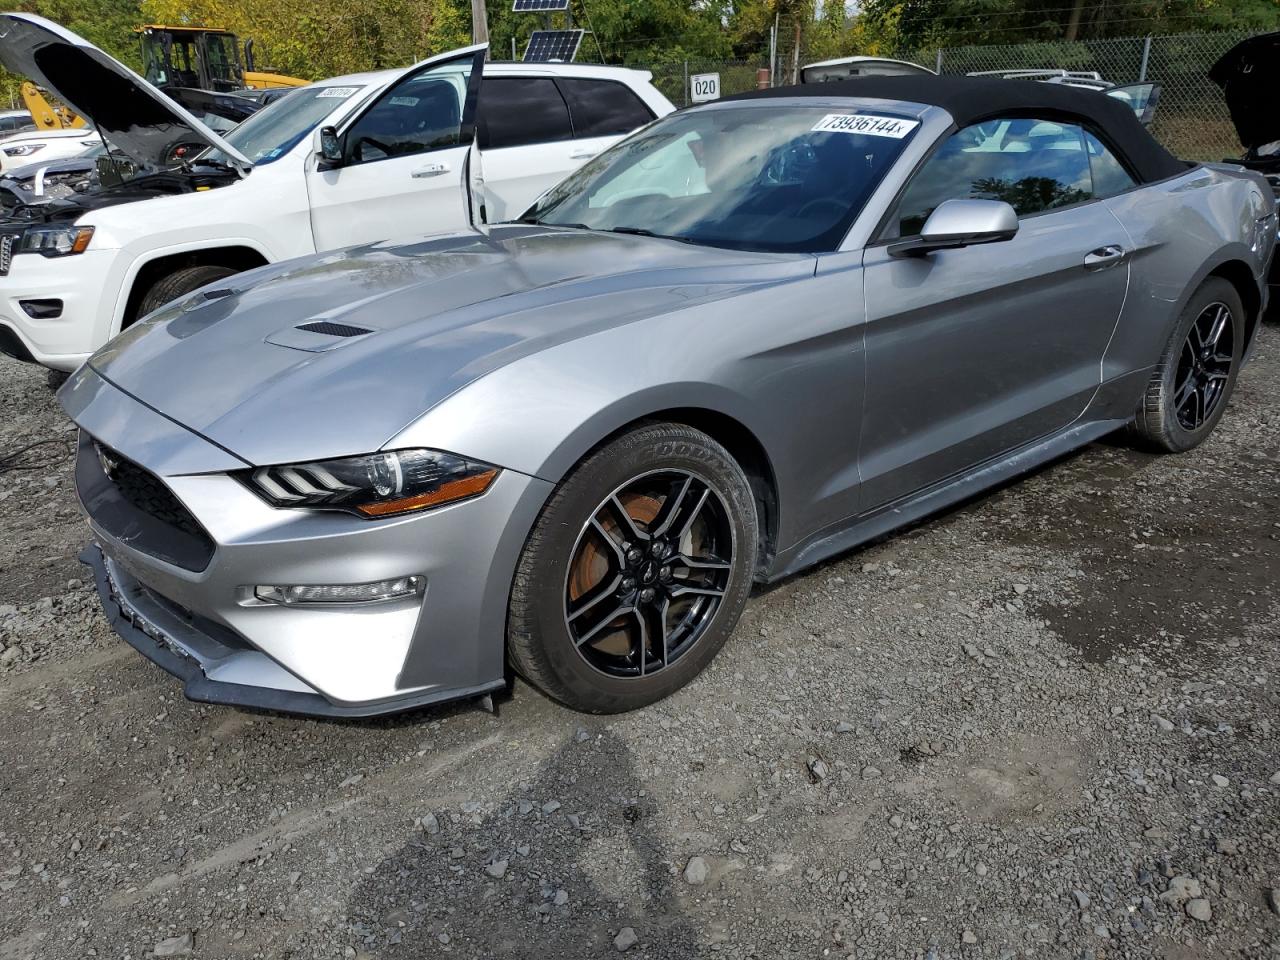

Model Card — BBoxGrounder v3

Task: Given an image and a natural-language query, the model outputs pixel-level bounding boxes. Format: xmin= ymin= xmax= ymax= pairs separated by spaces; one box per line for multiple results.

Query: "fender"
xmin=110 ymin=237 xmax=278 ymax=338
xmin=1167 ymin=242 xmax=1265 ymax=356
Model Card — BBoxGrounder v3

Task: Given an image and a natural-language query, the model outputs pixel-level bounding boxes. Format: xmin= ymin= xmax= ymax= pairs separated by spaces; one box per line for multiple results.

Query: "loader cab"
xmin=140 ymin=26 xmax=244 ymax=93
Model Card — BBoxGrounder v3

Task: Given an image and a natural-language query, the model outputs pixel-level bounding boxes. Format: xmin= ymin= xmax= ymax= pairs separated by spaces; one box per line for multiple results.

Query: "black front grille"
xmin=75 ymin=433 xmax=214 ymax=572
xmin=296 ymin=320 xmax=371 ymax=338
xmin=102 ymin=446 xmax=206 ymax=541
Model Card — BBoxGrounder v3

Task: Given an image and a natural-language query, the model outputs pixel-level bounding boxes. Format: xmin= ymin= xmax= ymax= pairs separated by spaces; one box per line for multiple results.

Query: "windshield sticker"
xmin=811 ymin=113 xmax=919 ymax=138
xmin=318 ymin=87 xmax=359 ymax=98
xmin=389 ymin=96 xmax=420 ymax=107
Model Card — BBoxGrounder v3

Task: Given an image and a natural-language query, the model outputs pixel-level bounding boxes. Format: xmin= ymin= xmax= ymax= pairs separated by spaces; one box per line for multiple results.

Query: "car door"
xmin=858 ymin=116 xmax=1134 ymax=510
xmin=473 ymin=75 xmax=576 ymax=222
xmin=305 ymin=47 xmax=484 ymax=250
xmin=477 ymin=74 xmax=659 ymax=222
xmin=555 ymin=76 xmax=658 ymax=165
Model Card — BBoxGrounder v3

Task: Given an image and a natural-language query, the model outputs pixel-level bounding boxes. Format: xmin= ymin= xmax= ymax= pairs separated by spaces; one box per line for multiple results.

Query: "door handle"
xmin=1083 ymin=245 xmax=1128 ymax=270
xmin=411 ymin=162 xmax=451 ymax=179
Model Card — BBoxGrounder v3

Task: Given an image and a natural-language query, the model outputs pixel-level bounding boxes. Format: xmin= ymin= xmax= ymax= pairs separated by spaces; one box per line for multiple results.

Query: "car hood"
xmin=1208 ymin=31 xmax=1280 ymax=152
xmin=84 ymin=225 xmax=813 ymax=467
xmin=0 ymin=14 xmax=251 ymax=174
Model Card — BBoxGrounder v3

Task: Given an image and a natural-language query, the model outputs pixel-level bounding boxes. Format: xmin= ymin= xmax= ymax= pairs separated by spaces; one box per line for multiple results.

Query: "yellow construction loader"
xmin=137 ymin=25 xmax=307 ymax=93
xmin=20 ymin=80 xmax=85 ymax=130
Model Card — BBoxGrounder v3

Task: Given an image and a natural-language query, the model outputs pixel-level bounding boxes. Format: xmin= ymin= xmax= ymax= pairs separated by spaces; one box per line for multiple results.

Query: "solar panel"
xmin=512 ymin=0 xmax=569 ymax=10
xmin=523 ymin=29 xmax=584 ymax=63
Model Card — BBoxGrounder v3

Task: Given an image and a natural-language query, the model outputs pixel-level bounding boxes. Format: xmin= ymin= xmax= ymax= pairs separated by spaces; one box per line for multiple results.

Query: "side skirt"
xmin=769 ymin=417 xmax=1128 ymax=581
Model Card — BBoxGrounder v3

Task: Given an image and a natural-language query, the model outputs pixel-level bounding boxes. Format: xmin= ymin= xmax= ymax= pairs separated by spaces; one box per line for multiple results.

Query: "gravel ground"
xmin=0 ymin=327 xmax=1278 ymax=960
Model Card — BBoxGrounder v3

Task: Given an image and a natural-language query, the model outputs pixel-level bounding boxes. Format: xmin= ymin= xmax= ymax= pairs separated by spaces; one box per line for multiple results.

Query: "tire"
xmin=1130 ymin=277 xmax=1244 ymax=453
xmin=507 ymin=422 xmax=758 ymax=713
xmin=136 ymin=265 xmax=238 ymax=319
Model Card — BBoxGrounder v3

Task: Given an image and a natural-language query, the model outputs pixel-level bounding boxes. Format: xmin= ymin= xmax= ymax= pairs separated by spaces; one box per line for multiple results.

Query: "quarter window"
xmin=477 ymin=77 xmax=573 ymax=150
xmin=1085 ymin=131 xmax=1138 ymax=198
xmin=894 ymin=117 xmax=1095 ymax=236
xmin=556 ymin=78 xmax=655 ymax=138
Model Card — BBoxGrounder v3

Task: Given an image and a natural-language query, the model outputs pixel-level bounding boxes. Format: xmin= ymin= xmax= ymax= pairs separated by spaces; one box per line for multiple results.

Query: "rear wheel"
xmin=136 ymin=264 xmax=238 ymax=320
xmin=1130 ymin=277 xmax=1244 ymax=453
xmin=507 ymin=423 xmax=757 ymax=713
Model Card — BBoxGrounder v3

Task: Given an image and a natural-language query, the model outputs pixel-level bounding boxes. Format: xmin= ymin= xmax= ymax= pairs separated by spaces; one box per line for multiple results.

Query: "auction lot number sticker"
xmin=812 ymin=113 xmax=919 ymax=138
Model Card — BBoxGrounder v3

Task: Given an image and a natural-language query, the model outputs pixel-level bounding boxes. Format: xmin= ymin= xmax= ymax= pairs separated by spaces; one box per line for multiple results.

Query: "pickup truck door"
xmin=305 ymin=46 xmax=485 ymax=250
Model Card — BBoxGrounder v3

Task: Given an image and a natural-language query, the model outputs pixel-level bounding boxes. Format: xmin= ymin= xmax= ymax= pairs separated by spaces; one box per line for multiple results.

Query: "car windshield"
xmin=201 ymin=84 xmax=365 ymax=167
xmin=521 ymin=104 xmax=920 ymax=253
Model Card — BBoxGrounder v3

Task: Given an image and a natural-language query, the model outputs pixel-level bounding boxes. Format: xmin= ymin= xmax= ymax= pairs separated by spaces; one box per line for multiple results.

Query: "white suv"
xmin=0 ymin=15 xmax=674 ymax=372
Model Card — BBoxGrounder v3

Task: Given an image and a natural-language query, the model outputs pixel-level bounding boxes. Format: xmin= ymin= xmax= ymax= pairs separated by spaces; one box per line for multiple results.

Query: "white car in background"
xmin=0 ymin=14 xmax=674 ymax=372
xmin=0 ymin=124 xmax=101 ymax=173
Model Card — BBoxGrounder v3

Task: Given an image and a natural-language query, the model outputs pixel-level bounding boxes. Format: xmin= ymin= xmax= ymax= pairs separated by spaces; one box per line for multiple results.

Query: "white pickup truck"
xmin=0 ymin=14 xmax=674 ymax=373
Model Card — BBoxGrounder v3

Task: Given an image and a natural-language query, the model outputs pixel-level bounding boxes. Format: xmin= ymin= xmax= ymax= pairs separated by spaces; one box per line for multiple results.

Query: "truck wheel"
xmin=136 ymin=265 xmax=238 ymax=320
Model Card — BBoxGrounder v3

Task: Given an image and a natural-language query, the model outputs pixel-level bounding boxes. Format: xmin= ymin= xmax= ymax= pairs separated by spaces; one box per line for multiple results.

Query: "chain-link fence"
xmin=640 ymin=59 xmax=768 ymax=107
xmin=931 ymin=32 xmax=1248 ymax=161
xmin=628 ymin=31 xmax=1246 ymax=163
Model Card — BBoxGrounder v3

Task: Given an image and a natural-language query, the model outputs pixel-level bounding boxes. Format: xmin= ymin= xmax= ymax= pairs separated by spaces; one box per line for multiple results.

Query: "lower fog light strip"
xmin=254 ymin=576 xmax=425 ymax=605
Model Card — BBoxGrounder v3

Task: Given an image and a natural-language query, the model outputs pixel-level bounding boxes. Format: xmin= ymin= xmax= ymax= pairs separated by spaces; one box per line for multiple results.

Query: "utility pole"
xmin=471 ymin=0 xmax=489 ymax=45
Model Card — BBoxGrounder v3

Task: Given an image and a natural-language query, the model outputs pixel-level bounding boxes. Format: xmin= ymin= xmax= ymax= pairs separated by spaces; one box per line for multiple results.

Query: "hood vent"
xmin=296 ymin=320 xmax=372 ymax=338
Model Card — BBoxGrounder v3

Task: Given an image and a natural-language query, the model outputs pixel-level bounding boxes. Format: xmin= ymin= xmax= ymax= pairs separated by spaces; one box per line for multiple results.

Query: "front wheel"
xmin=507 ymin=423 xmax=757 ymax=713
xmin=1130 ymin=277 xmax=1244 ymax=453
xmin=136 ymin=264 xmax=239 ymax=320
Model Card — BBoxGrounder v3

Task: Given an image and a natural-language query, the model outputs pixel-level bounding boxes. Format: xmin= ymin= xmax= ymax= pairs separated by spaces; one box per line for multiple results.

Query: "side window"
xmin=344 ymin=62 xmax=472 ymax=165
xmin=1085 ymin=131 xmax=1137 ymax=198
xmin=556 ymin=78 xmax=655 ymax=138
xmin=476 ymin=77 xmax=572 ymax=150
xmin=894 ymin=117 xmax=1093 ymax=236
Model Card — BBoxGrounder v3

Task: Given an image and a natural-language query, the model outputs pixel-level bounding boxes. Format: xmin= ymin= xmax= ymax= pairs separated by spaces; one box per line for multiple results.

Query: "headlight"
xmin=3 ymin=143 xmax=44 ymax=157
xmin=241 ymin=449 xmax=499 ymax=518
xmin=17 ymin=224 xmax=94 ymax=257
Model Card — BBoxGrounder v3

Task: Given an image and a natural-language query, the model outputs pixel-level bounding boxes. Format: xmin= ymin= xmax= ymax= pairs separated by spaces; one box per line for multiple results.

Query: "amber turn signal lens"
xmin=356 ymin=468 xmax=499 ymax=517
xmin=70 ymin=227 xmax=94 ymax=254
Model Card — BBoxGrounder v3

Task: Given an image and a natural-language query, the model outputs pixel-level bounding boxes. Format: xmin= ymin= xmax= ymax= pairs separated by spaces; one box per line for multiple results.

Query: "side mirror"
xmin=314 ymin=125 xmax=342 ymax=166
xmin=888 ymin=198 xmax=1018 ymax=258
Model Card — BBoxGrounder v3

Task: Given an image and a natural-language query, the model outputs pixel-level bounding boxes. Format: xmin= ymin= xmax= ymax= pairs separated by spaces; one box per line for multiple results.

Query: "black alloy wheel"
xmin=1131 ymin=276 xmax=1245 ymax=453
xmin=1173 ymin=301 xmax=1234 ymax=431
xmin=507 ymin=422 xmax=757 ymax=713
xmin=564 ymin=470 xmax=734 ymax=679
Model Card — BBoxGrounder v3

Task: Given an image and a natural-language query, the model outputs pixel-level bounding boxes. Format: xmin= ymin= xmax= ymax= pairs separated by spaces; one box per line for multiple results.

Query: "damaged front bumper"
xmin=82 ymin=543 xmax=505 ymax=718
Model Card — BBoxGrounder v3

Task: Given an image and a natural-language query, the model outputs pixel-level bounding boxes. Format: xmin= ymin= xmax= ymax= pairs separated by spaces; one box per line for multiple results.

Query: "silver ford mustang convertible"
xmin=63 ymin=76 xmax=1276 ymax=717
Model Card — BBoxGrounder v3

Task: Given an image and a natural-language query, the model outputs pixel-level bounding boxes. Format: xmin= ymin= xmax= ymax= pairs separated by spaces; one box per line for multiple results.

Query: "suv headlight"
xmin=17 ymin=224 xmax=94 ymax=257
xmin=3 ymin=143 xmax=44 ymax=157
xmin=241 ymin=449 xmax=499 ymax=518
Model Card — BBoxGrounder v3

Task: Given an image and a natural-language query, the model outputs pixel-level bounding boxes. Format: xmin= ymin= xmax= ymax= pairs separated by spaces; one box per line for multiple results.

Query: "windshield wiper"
xmin=605 ymin=226 xmax=697 ymax=244
xmin=515 ymin=217 xmax=594 ymax=230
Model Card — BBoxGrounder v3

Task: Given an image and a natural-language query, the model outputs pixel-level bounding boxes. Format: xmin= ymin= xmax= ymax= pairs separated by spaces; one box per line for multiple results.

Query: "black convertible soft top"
xmin=723 ymin=75 xmax=1186 ymax=184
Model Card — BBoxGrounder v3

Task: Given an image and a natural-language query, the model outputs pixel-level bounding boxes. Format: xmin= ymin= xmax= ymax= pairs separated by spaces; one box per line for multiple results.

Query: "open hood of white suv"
xmin=0 ymin=13 xmax=252 ymax=174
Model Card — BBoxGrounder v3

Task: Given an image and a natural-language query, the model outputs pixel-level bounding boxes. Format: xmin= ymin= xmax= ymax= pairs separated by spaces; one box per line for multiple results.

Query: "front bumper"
xmin=81 ymin=545 xmax=505 ymax=718
xmin=0 ymin=248 xmax=117 ymax=371
xmin=65 ymin=366 xmax=553 ymax=717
